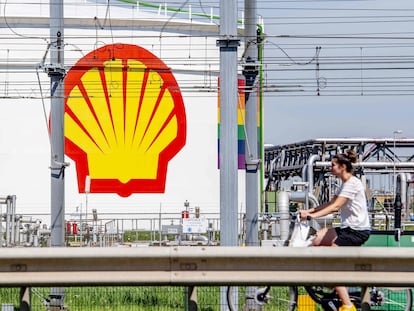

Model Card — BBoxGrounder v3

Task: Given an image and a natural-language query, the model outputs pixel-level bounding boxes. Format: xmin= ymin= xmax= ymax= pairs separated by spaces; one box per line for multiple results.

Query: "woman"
xmin=300 ymin=150 xmax=371 ymax=311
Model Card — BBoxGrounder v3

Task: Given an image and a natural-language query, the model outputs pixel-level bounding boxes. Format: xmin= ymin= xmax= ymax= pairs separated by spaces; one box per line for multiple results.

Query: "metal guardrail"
xmin=0 ymin=247 xmax=413 ymax=287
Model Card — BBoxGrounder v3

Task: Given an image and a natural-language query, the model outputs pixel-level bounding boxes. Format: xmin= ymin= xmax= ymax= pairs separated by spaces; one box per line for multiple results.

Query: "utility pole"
xmin=217 ymin=0 xmax=239 ymax=247
xmin=48 ymin=0 xmax=66 ymax=308
xmin=244 ymin=0 xmax=259 ymax=247
xmin=217 ymin=1 xmax=239 ymax=309
xmin=244 ymin=2 xmax=260 ymax=309
xmin=49 ymin=0 xmax=65 ymax=248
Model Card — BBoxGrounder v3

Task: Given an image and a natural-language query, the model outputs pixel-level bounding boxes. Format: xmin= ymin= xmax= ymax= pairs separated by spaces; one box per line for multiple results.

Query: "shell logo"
xmin=64 ymin=44 xmax=186 ymax=197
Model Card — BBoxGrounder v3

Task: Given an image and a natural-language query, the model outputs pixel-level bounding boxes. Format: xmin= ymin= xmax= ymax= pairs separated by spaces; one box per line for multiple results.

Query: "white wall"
xmin=0 ymin=1 xmax=248 ymax=222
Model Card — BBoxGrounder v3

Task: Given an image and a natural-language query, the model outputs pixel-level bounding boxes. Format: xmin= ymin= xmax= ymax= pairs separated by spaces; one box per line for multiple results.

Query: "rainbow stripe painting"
xmin=218 ymin=79 xmax=258 ymax=170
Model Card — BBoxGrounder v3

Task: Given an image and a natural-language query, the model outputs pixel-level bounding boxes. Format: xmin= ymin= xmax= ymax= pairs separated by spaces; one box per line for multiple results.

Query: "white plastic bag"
xmin=289 ymin=220 xmax=313 ymax=247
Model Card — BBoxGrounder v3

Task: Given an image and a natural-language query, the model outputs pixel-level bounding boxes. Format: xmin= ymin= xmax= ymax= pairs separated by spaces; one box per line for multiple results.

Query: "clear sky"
xmin=151 ymin=0 xmax=414 ymax=145
xmin=255 ymin=0 xmax=414 ymax=145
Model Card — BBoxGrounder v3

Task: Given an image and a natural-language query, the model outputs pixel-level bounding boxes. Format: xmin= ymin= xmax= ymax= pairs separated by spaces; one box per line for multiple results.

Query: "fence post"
xmin=19 ymin=287 xmax=31 ymax=311
xmin=360 ymin=286 xmax=370 ymax=311
xmin=187 ymin=286 xmax=198 ymax=311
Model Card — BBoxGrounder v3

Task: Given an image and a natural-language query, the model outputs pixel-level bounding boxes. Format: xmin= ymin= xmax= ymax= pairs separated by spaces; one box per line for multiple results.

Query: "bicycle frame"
xmin=227 ymin=213 xmax=413 ymax=311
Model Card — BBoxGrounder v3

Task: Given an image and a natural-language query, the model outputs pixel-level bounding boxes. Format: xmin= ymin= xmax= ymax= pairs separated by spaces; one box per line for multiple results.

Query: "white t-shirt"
xmin=335 ymin=176 xmax=371 ymax=231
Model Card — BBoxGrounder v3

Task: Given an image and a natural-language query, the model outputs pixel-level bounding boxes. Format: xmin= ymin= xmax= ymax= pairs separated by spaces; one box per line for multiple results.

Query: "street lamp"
xmin=84 ymin=175 xmax=90 ymax=247
xmin=184 ymin=200 xmax=190 ymax=212
xmin=393 ymin=130 xmax=402 ymax=198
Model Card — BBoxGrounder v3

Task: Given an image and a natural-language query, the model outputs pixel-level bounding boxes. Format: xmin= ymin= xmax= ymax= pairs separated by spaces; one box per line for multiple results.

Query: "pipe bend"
xmin=305 ymin=155 xmax=320 ymax=191
xmin=289 ymin=191 xmax=319 ymax=208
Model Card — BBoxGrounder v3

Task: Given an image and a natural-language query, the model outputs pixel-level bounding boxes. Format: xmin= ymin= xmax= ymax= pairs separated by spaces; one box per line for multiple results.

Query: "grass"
xmin=3 ymin=286 xmax=411 ymax=310
xmin=0 ymin=286 xmax=303 ymax=311
xmin=0 ymin=286 xmax=221 ymax=311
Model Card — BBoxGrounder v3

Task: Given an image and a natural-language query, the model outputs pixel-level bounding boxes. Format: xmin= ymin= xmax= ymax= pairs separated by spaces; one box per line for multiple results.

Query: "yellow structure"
xmin=297 ymin=294 xmax=315 ymax=311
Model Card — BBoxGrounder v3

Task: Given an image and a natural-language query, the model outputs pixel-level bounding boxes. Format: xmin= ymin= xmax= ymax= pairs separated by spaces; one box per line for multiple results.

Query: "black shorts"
xmin=334 ymin=227 xmax=370 ymax=246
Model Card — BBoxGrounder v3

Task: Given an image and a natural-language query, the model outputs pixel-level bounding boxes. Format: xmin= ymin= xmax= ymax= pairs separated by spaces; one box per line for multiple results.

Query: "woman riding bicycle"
xmin=299 ymin=150 xmax=371 ymax=311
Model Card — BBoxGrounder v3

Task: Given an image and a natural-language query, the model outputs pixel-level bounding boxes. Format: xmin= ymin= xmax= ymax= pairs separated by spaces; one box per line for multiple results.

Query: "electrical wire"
xmin=35 ymin=67 xmax=52 ymax=152
xmin=159 ymin=0 xmax=192 ymax=35
xmin=266 ymin=41 xmax=321 ymax=66
xmin=2 ymin=0 xmax=48 ymax=42
xmin=1 ymin=0 xmax=414 ymax=99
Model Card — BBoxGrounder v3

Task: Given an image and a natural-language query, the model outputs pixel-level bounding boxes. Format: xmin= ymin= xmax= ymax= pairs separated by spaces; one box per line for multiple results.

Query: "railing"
xmin=1 ymin=247 xmax=413 ymax=287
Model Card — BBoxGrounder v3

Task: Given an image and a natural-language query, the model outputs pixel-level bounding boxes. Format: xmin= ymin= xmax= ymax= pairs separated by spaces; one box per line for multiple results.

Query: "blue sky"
xmin=254 ymin=0 xmax=414 ymax=145
xmin=128 ymin=0 xmax=414 ymax=145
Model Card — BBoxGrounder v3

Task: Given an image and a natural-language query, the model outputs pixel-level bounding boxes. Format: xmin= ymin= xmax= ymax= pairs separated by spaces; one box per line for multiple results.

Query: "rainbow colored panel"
xmin=218 ymin=79 xmax=257 ymax=170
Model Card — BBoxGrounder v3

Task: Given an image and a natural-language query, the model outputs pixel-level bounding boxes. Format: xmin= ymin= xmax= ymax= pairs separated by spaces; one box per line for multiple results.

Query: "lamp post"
xmin=393 ymin=130 xmax=402 ymax=198
xmin=84 ymin=176 xmax=90 ymax=247
xmin=182 ymin=200 xmax=190 ymax=220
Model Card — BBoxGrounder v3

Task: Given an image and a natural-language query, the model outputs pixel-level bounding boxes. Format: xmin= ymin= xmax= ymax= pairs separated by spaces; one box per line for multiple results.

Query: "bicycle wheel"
xmin=226 ymin=286 xmax=298 ymax=311
xmin=370 ymin=287 xmax=412 ymax=311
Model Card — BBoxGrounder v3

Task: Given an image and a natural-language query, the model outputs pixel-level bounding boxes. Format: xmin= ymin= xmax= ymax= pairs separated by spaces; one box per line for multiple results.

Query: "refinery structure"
xmin=264 ymin=139 xmax=414 ymax=222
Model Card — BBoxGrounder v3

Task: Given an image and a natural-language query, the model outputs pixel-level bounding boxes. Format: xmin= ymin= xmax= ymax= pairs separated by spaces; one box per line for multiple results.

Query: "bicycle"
xmin=226 ymin=212 xmax=413 ymax=311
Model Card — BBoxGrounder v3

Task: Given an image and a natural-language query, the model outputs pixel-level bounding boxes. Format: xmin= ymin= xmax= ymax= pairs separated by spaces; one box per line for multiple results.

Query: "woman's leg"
xmin=335 ymin=286 xmax=353 ymax=307
xmin=312 ymin=227 xmax=337 ymax=246
xmin=313 ymin=228 xmax=355 ymax=307
xmin=332 ymin=230 xmax=354 ymax=309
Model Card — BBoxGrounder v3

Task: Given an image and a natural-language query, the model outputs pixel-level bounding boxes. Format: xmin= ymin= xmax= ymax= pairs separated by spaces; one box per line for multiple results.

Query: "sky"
xmin=151 ymin=0 xmax=414 ymax=146
xmin=254 ymin=0 xmax=414 ymax=146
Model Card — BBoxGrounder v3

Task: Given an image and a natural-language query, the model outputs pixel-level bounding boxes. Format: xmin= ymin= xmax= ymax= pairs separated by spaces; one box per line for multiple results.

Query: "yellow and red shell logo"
xmin=64 ymin=44 xmax=186 ymax=197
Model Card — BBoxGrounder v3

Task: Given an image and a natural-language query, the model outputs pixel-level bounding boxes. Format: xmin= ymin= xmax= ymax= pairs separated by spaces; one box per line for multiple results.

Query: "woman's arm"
xmin=300 ymin=196 xmax=348 ymax=220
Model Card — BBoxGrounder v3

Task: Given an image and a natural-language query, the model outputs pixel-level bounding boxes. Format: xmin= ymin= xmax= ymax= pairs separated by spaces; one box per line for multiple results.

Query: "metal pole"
xmin=5 ymin=196 xmax=11 ymax=246
xmin=80 ymin=204 xmax=83 ymax=247
xmin=393 ymin=135 xmax=396 ymax=197
xmin=218 ymin=0 xmax=239 ymax=248
xmin=19 ymin=287 xmax=31 ymax=311
xmin=186 ymin=286 xmax=198 ymax=311
xmin=49 ymin=0 xmax=65 ymax=247
xmin=244 ymin=0 xmax=259 ymax=247
xmin=394 ymin=192 xmax=402 ymax=244
xmin=49 ymin=0 xmax=66 ymax=308
xmin=218 ymin=1 xmax=239 ymax=309
xmin=10 ymin=196 xmax=16 ymax=246
xmin=244 ymin=1 xmax=260 ymax=308
xmin=85 ymin=175 xmax=90 ymax=242
xmin=392 ymin=130 xmax=402 ymax=199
